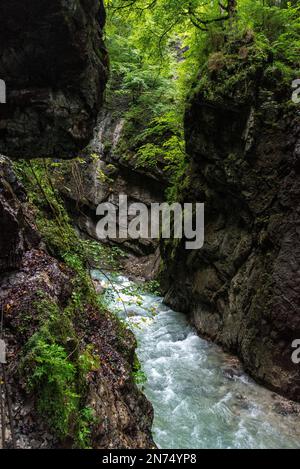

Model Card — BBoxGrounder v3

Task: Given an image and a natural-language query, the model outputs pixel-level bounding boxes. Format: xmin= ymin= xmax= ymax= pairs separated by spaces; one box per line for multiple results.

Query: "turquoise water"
xmin=91 ymin=271 xmax=300 ymax=449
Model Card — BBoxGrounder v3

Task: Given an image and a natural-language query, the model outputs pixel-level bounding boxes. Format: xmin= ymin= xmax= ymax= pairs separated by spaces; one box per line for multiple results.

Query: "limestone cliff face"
xmin=161 ymin=36 xmax=300 ymax=401
xmin=0 ymin=0 xmax=108 ymax=158
xmin=52 ymin=111 xmax=167 ymax=258
xmin=0 ymin=3 xmax=154 ymax=449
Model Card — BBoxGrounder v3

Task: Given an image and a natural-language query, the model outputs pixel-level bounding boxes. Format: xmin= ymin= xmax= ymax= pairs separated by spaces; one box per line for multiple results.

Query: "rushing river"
xmin=91 ymin=271 xmax=300 ymax=449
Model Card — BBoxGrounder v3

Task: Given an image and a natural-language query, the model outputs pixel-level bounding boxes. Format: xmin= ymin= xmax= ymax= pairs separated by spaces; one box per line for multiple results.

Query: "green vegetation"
xmin=105 ymin=0 xmax=299 ymax=200
xmin=20 ymin=296 xmax=99 ymax=447
xmin=11 ymin=0 xmax=300 ymax=449
xmin=13 ymin=160 xmax=126 ymax=447
xmin=104 ymin=1 xmax=188 ymax=201
xmin=132 ymin=353 xmax=147 ymax=386
xmin=14 ymin=159 xmax=122 ymax=277
xmin=24 ymin=332 xmax=79 ymax=438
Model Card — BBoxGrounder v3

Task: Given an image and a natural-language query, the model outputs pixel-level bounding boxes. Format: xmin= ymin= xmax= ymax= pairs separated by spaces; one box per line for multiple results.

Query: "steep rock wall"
xmin=0 ymin=158 xmax=154 ymax=449
xmin=161 ymin=36 xmax=300 ymax=401
xmin=52 ymin=111 xmax=167 ymax=258
xmin=0 ymin=0 xmax=108 ymax=158
xmin=0 ymin=3 xmax=154 ymax=448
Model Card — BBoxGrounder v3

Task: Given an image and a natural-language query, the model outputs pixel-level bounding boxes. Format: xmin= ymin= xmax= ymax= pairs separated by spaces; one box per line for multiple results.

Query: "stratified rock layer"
xmin=0 ymin=0 xmax=108 ymax=158
xmin=161 ymin=36 xmax=300 ymax=401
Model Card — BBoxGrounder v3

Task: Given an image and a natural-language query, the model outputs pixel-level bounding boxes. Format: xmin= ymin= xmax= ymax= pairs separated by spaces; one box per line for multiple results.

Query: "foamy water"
xmin=91 ymin=271 xmax=300 ymax=449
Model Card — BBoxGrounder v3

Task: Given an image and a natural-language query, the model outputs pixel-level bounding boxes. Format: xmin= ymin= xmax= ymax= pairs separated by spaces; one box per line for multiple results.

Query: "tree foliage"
xmin=104 ymin=0 xmax=300 ymax=200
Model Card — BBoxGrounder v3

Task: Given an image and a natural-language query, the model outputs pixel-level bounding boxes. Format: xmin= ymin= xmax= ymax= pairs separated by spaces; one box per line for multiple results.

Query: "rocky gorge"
xmin=161 ymin=33 xmax=300 ymax=401
xmin=0 ymin=0 xmax=299 ymax=451
xmin=0 ymin=0 xmax=154 ymax=449
xmin=0 ymin=0 xmax=108 ymax=158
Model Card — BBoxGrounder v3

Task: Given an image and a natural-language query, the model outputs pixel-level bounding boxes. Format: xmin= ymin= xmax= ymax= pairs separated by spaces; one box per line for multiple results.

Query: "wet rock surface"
xmin=52 ymin=110 xmax=167 ymax=257
xmin=0 ymin=160 xmax=154 ymax=449
xmin=0 ymin=1 xmax=154 ymax=450
xmin=0 ymin=0 xmax=108 ymax=158
xmin=161 ymin=37 xmax=300 ymax=401
xmin=1 ymin=252 xmax=154 ymax=448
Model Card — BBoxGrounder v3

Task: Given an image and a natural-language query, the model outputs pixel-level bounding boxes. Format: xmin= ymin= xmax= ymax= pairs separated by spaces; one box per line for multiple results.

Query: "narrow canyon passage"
xmin=92 ymin=270 xmax=300 ymax=449
xmin=0 ymin=0 xmax=299 ymax=452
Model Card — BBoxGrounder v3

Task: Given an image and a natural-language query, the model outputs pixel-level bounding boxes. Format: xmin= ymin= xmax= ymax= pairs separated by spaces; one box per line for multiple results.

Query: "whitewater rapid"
xmin=91 ymin=271 xmax=300 ymax=449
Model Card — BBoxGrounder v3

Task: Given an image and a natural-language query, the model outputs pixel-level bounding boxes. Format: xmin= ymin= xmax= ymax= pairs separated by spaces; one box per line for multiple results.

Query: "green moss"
xmin=20 ymin=299 xmax=78 ymax=439
xmin=75 ymin=406 xmax=97 ymax=449
xmin=19 ymin=293 xmax=104 ymax=446
xmin=12 ymin=160 xmax=121 ymax=446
